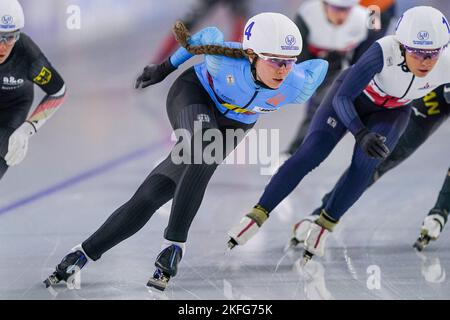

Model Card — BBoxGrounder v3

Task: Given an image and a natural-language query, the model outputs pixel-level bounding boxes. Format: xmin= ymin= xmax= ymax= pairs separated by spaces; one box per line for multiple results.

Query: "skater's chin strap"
xmin=398 ymin=45 xmax=411 ymax=73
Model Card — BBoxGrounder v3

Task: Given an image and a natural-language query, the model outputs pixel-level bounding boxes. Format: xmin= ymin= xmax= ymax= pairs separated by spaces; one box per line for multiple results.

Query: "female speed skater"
xmin=0 ymin=0 xmax=66 ymax=179
xmin=292 ymin=83 xmax=450 ymax=252
xmin=44 ymin=12 xmax=329 ymax=291
xmin=227 ymin=6 xmax=450 ymax=264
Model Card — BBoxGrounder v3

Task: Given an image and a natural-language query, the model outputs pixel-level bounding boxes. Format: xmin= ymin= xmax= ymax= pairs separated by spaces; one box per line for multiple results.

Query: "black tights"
xmin=83 ymin=68 xmax=253 ymax=260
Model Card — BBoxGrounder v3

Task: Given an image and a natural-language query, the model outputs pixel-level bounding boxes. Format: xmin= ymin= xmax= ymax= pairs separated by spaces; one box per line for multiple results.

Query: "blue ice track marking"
xmin=0 ymin=140 xmax=168 ymax=216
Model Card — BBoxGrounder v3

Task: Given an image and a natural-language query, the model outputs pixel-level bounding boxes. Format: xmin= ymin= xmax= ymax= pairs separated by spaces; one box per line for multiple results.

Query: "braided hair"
xmin=173 ymin=21 xmax=252 ymax=59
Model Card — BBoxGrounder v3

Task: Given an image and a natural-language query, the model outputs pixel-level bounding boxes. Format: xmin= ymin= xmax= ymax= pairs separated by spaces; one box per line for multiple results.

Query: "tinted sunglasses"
xmin=257 ymin=54 xmax=298 ymax=69
xmin=0 ymin=31 xmax=20 ymax=45
xmin=404 ymin=45 xmax=442 ymax=61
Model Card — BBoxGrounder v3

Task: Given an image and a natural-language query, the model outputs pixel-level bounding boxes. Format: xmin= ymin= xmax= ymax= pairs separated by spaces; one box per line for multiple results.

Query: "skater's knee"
xmin=133 ymin=174 xmax=176 ymax=209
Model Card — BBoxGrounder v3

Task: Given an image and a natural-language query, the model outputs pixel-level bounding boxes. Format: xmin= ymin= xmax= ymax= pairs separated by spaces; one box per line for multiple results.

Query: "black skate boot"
xmin=147 ymin=244 xmax=183 ymax=291
xmin=44 ymin=249 xmax=88 ymax=288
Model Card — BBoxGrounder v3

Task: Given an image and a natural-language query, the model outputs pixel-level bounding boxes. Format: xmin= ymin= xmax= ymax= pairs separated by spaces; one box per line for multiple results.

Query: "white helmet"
xmin=0 ymin=0 xmax=24 ymax=32
xmin=242 ymin=12 xmax=302 ymax=56
xmin=323 ymin=0 xmax=359 ymax=7
xmin=395 ymin=6 xmax=450 ymax=49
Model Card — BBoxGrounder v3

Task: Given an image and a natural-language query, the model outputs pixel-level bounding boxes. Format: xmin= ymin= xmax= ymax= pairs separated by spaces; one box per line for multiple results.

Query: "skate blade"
xmin=284 ymin=238 xmax=302 ymax=253
xmin=299 ymin=251 xmax=314 ymax=267
xmin=43 ymin=274 xmax=61 ymax=288
xmin=147 ymin=269 xmax=170 ymax=292
xmin=413 ymin=235 xmax=431 ymax=252
xmin=147 ymin=278 xmax=168 ymax=291
xmin=227 ymin=238 xmax=238 ymax=251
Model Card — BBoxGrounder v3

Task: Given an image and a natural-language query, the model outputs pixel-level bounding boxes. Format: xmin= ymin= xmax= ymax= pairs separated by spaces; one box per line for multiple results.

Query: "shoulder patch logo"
xmin=386 ymin=57 xmax=393 ymax=66
xmin=33 ymin=67 xmax=52 ymax=85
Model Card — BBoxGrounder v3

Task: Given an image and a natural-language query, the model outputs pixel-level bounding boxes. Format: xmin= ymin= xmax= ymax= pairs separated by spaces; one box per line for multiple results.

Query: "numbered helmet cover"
xmin=242 ymin=12 xmax=303 ymax=57
xmin=395 ymin=6 xmax=450 ymax=50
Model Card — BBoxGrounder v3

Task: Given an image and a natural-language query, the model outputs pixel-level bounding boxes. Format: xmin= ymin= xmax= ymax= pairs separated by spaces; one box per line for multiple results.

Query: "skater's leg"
xmin=413 ymin=167 xmax=450 ymax=251
xmin=163 ymin=106 xmax=252 ymax=242
xmin=376 ymin=105 xmax=448 ymax=178
xmin=257 ymin=73 xmax=349 ymax=213
xmin=324 ymin=107 xmax=412 ymax=221
xmin=311 ymin=98 xmax=450 ymax=217
xmin=82 ymin=157 xmax=183 ymax=260
xmin=82 ymin=68 xmax=213 ymax=260
xmin=150 ymin=101 xmax=253 ymax=290
xmin=432 ymin=168 xmax=450 ymax=215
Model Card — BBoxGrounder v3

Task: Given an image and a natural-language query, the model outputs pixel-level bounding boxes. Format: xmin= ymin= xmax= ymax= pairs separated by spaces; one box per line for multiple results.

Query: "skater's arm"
xmin=170 ymin=26 xmax=225 ymax=68
xmin=136 ymin=27 xmax=226 ymax=89
xmin=27 ymin=83 xmax=66 ymax=133
xmin=26 ymin=36 xmax=66 ymax=133
xmin=294 ymin=59 xmax=329 ymax=104
xmin=205 ymin=41 xmax=242 ymax=77
xmin=333 ymin=42 xmax=384 ymax=136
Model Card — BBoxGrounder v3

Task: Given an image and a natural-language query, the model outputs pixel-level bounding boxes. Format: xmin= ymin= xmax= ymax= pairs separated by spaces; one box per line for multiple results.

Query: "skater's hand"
xmin=227 ymin=206 xmax=269 ymax=249
xmin=5 ymin=122 xmax=36 ymax=167
xmin=355 ymin=128 xmax=390 ymax=159
xmin=135 ymin=59 xmax=177 ymax=89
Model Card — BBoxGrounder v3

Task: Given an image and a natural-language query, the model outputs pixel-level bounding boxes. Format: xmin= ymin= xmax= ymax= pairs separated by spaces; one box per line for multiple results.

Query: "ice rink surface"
xmin=1 ymin=0 xmax=450 ymax=300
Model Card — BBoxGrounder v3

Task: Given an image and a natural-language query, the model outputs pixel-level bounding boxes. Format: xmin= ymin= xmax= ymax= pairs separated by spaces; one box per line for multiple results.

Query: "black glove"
xmin=355 ymin=128 xmax=390 ymax=159
xmin=135 ymin=59 xmax=177 ymax=89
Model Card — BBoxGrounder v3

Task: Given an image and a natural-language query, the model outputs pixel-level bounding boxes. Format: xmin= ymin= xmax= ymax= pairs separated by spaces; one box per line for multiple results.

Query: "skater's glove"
xmin=227 ymin=205 xmax=269 ymax=248
xmin=5 ymin=122 xmax=36 ymax=167
xmin=135 ymin=59 xmax=177 ymax=89
xmin=355 ymin=128 xmax=390 ymax=159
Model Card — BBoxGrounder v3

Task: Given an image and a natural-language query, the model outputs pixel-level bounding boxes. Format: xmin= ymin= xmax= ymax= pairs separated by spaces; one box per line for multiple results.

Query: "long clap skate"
xmin=147 ymin=244 xmax=184 ymax=291
xmin=413 ymin=210 xmax=447 ymax=251
xmin=44 ymin=246 xmax=89 ymax=288
xmin=285 ymin=215 xmax=317 ymax=252
xmin=227 ymin=205 xmax=269 ymax=250
xmin=299 ymin=211 xmax=337 ymax=266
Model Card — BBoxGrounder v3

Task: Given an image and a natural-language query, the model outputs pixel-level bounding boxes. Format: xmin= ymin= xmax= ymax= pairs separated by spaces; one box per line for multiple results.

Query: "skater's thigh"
xmin=303 ymin=75 xmax=348 ymax=143
xmin=166 ymin=67 xmax=218 ymax=133
xmin=366 ymin=107 xmax=412 ymax=150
